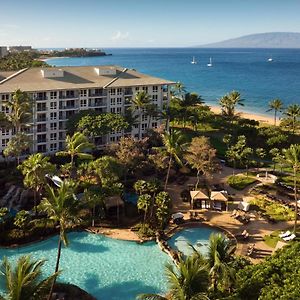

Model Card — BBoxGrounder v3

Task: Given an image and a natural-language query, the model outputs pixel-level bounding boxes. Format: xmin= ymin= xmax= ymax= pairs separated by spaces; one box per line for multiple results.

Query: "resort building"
xmin=0 ymin=66 xmax=174 ymax=156
xmin=7 ymin=46 xmax=33 ymax=53
xmin=0 ymin=47 xmax=8 ymax=58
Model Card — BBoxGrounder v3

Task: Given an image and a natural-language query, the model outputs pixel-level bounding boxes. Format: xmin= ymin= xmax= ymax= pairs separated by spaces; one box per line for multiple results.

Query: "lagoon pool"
xmin=0 ymin=232 xmax=169 ymax=300
xmin=168 ymin=226 xmax=220 ymax=257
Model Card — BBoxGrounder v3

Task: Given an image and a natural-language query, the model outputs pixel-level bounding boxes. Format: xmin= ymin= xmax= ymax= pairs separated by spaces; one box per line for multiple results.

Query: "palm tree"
xmin=171 ymin=82 xmax=186 ymax=101
xmin=137 ymin=194 xmax=151 ymax=225
xmin=0 ymin=255 xmax=59 ymax=300
xmin=219 ymin=91 xmax=244 ymax=120
xmin=137 ymin=254 xmax=209 ymax=300
xmin=267 ymin=98 xmax=283 ymax=126
xmin=284 ymin=104 xmax=300 ymax=134
xmin=39 ymin=181 xmax=81 ymax=300
xmin=2 ymin=89 xmax=32 ymax=134
xmin=162 ymin=129 xmax=185 ymax=190
xmin=131 ymin=91 xmax=151 ymax=139
xmin=56 ymin=132 xmax=93 ymax=167
xmin=207 ymin=233 xmax=234 ymax=292
xmin=283 ymin=144 xmax=300 ymax=233
xmin=18 ymin=153 xmax=55 ymax=214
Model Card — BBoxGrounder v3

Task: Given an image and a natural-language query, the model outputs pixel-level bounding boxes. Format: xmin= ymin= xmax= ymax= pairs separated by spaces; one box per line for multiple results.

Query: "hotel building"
xmin=0 ymin=66 xmax=174 ymax=156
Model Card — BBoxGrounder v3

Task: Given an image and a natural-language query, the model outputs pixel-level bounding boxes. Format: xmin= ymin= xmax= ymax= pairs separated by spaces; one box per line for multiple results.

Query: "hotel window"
xmin=110 ymin=108 xmax=116 ymax=113
xmin=142 ymin=114 xmax=148 ymax=121
xmin=135 ymin=87 xmax=140 ymax=91
xmin=117 ymin=88 xmax=122 ymax=95
xmin=1 ymin=129 xmax=9 ymax=136
xmin=80 ymin=90 xmax=87 ymax=97
xmin=80 ymin=99 xmax=87 ymax=107
xmin=152 ymin=122 xmax=158 ymax=128
xmin=142 ymin=86 xmax=148 ymax=93
xmin=153 ymin=86 xmax=158 ymax=93
xmin=116 ymin=107 xmax=122 ymax=114
xmin=50 ymin=102 xmax=57 ymax=110
xmin=152 ymin=95 xmax=158 ymax=101
xmin=37 ymin=144 xmax=46 ymax=153
xmin=1 ymin=138 xmax=9 ymax=147
xmin=116 ymin=98 xmax=122 ymax=105
xmin=110 ymin=89 xmax=116 ymax=96
xmin=50 ymin=123 xmax=57 ymax=131
xmin=1 ymin=106 xmax=9 ymax=114
xmin=133 ymin=124 xmax=139 ymax=129
xmin=141 ymin=123 xmax=147 ymax=130
xmin=50 ymin=133 xmax=57 ymax=141
xmin=1 ymin=94 xmax=9 ymax=101
xmin=110 ymin=99 xmax=116 ymax=106
xmin=50 ymin=143 xmax=57 ymax=152
xmin=110 ymin=136 xmax=116 ymax=142
xmin=50 ymin=91 xmax=57 ymax=99
xmin=50 ymin=112 xmax=57 ymax=120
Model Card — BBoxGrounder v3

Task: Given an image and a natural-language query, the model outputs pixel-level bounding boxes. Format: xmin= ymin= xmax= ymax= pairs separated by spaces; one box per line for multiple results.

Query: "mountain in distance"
xmin=197 ymin=32 xmax=300 ymax=48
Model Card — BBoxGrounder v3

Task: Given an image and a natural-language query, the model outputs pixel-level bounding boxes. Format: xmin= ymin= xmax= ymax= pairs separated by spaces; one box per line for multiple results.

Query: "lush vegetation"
xmin=227 ymin=175 xmax=257 ymax=190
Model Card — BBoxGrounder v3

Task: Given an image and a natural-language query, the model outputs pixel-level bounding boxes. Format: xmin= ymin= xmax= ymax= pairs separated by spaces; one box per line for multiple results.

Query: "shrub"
xmin=227 ymin=175 xmax=257 ymax=190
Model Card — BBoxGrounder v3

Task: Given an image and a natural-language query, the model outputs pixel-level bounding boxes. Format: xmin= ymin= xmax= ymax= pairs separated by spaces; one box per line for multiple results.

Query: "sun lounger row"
xmin=279 ymin=230 xmax=297 ymax=242
xmin=247 ymin=244 xmax=255 ymax=256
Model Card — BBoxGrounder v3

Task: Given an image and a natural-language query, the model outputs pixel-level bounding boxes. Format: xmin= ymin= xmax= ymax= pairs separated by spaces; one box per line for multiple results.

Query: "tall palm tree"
xmin=2 ymin=89 xmax=32 ymax=134
xmin=171 ymin=82 xmax=186 ymax=101
xmin=283 ymin=144 xmax=300 ymax=233
xmin=137 ymin=194 xmax=151 ymax=225
xmin=0 ymin=255 xmax=59 ymax=300
xmin=18 ymin=153 xmax=55 ymax=214
xmin=131 ymin=91 xmax=151 ymax=139
xmin=284 ymin=104 xmax=300 ymax=134
xmin=219 ymin=91 xmax=244 ymax=120
xmin=137 ymin=254 xmax=209 ymax=300
xmin=39 ymin=181 xmax=81 ymax=300
xmin=267 ymin=98 xmax=283 ymax=126
xmin=56 ymin=132 xmax=94 ymax=167
xmin=162 ymin=129 xmax=185 ymax=190
xmin=207 ymin=233 xmax=234 ymax=292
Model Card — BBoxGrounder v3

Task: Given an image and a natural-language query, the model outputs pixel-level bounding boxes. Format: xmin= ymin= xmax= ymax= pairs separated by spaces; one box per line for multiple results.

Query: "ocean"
xmin=47 ymin=48 xmax=300 ymax=116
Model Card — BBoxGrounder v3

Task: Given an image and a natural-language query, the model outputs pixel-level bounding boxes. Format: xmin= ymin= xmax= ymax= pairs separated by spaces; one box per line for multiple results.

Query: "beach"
xmin=209 ymin=105 xmax=274 ymax=125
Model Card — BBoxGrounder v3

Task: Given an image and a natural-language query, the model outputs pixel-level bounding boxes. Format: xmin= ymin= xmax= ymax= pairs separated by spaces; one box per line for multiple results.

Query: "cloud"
xmin=111 ymin=31 xmax=129 ymax=41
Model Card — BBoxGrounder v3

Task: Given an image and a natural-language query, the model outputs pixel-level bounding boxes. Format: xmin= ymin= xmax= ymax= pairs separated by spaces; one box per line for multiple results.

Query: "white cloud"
xmin=111 ymin=31 xmax=130 ymax=41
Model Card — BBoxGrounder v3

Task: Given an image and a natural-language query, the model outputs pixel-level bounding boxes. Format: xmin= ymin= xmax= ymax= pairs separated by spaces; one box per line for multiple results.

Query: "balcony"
xmin=59 ymin=105 xmax=79 ymax=110
xmin=36 ymin=106 xmax=47 ymax=112
xmin=35 ymin=96 xmax=48 ymax=101
xmin=124 ymin=89 xmax=133 ymax=96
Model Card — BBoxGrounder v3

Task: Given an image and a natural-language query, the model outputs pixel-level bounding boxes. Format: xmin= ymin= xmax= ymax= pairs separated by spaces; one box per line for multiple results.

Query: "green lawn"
xmin=227 ymin=175 xmax=257 ymax=190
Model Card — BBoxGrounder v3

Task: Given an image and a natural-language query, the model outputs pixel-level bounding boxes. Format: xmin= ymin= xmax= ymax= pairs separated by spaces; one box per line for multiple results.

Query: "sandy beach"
xmin=209 ymin=105 xmax=274 ymax=125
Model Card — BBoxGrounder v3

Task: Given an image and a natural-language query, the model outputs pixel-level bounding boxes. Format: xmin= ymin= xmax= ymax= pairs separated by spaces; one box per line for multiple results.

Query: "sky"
xmin=1 ymin=0 xmax=300 ymax=48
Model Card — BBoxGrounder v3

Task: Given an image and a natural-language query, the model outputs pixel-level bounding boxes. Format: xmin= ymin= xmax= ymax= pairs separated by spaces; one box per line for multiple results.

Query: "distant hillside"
xmin=197 ymin=32 xmax=300 ymax=48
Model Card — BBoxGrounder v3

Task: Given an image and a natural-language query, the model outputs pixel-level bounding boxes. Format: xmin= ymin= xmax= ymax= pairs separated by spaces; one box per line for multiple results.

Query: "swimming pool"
xmin=168 ymin=226 xmax=220 ymax=257
xmin=0 ymin=232 xmax=169 ymax=300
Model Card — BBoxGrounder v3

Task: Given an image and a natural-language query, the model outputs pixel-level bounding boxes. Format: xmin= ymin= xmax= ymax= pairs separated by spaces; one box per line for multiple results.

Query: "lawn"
xmin=227 ymin=175 xmax=257 ymax=190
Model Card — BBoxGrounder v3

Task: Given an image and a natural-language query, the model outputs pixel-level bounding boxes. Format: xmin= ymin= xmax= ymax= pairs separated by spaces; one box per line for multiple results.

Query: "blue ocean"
xmin=47 ymin=48 xmax=300 ymax=115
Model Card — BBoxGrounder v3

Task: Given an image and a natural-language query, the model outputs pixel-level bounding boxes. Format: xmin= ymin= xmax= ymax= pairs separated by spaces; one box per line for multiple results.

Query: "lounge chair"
xmin=231 ymin=209 xmax=237 ymax=217
xmin=283 ymin=233 xmax=296 ymax=241
xmin=279 ymin=230 xmax=291 ymax=238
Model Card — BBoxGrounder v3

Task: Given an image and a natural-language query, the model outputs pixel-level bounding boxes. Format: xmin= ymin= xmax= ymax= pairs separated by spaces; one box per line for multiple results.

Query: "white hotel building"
xmin=0 ymin=66 xmax=175 ymax=156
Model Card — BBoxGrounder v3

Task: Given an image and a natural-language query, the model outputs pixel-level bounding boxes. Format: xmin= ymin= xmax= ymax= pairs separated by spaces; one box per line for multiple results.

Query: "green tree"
xmin=56 ymin=132 xmax=93 ymax=167
xmin=162 ymin=130 xmax=185 ymax=190
xmin=155 ymin=192 xmax=171 ymax=229
xmin=131 ymin=91 xmax=151 ymax=139
xmin=137 ymin=194 xmax=151 ymax=225
xmin=283 ymin=104 xmax=300 ymax=134
xmin=185 ymin=136 xmax=219 ymax=188
xmin=267 ymin=98 xmax=283 ymax=126
xmin=14 ymin=210 xmax=30 ymax=237
xmin=219 ymin=91 xmax=244 ymax=120
xmin=0 ymin=255 xmax=59 ymax=300
xmin=18 ymin=153 xmax=55 ymax=214
xmin=137 ymin=254 xmax=209 ymax=300
xmin=283 ymin=144 xmax=300 ymax=233
xmin=39 ymin=181 xmax=81 ymax=300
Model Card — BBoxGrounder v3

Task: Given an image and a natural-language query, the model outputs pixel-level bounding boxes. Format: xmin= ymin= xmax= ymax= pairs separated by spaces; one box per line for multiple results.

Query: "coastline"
xmin=209 ymin=105 xmax=274 ymax=125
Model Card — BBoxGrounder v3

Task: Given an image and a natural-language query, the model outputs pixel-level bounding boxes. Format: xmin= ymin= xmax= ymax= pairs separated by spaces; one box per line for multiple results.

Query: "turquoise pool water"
xmin=0 ymin=232 xmax=169 ymax=300
xmin=168 ymin=226 xmax=220 ymax=257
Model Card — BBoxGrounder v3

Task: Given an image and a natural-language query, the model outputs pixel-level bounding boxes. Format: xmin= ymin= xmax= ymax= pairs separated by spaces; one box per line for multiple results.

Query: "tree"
xmin=185 ymin=136 xmax=219 ymax=188
xmin=162 ymin=130 xmax=185 ymax=190
xmin=207 ymin=233 xmax=235 ymax=292
xmin=137 ymin=253 xmax=209 ymax=300
xmin=3 ymin=132 xmax=31 ymax=165
xmin=131 ymin=91 xmax=151 ymax=139
xmin=219 ymin=91 xmax=244 ymax=120
xmin=0 ymin=256 xmax=59 ymax=300
xmin=283 ymin=144 xmax=300 ymax=233
xmin=14 ymin=210 xmax=30 ymax=237
xmin=267 ymin=98 xmax=283 ymax=126
xmin=137 ymin=194 xmax=151 ymax=225
xmin=39 ymin=181 xmax=81 ymax=300
xmin=283 ymin=104 xmax=300 ymax=134
xmin=18 ymin=153 xmax=55 ymax=214
xmin=155 ymin=192 xmax=171 ymax=229
xmin=56 ymin=132 xmax=93 ymax=167
xmin=2 ymin=89 xmax=32 ymax=134
xmin=171 ymin=81 xmax=186 ymax=101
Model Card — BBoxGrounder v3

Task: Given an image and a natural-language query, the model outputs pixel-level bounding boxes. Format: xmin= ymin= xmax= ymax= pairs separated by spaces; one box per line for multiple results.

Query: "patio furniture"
xmin=279 ymin=230 xmax=291 ymax=238
xmin=283 ymin=233 xmax=296 ymax=241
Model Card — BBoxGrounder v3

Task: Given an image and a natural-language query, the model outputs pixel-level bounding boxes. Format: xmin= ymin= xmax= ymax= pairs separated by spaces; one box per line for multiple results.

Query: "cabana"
xmin=104 ymin=196 xmax=125 ymax=216
xmin=210 ymin=191 xmax=229 ymax=211
xmin=190 ymin=190 xmax=210 ymax=209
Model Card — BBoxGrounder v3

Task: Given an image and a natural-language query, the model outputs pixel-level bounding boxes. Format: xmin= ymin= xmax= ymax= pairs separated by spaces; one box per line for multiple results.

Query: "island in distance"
xmin=196 ymin=32 xmax=300 ymax=48
xmin=39 ymin=48 xmax=111 ymax=58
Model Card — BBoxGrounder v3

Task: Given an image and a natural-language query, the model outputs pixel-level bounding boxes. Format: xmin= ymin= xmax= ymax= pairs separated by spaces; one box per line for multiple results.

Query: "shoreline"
xmin=209 ymin=104 xmax=274 ymax=125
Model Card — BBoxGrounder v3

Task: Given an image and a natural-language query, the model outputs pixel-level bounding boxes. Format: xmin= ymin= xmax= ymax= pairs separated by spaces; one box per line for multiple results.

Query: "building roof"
xmin=190 ymin=190 xmax=210 ymax=200
xmin=210 ymin=191 xmax=228 ymax=202
xmin=0 ymin=65 xmax=175 ymax=93
xmin=104 ymin=195 xmax=124 ymax=209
